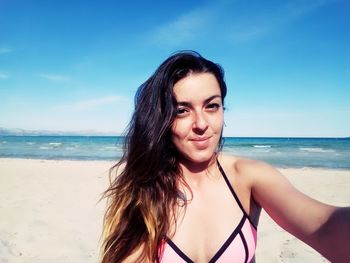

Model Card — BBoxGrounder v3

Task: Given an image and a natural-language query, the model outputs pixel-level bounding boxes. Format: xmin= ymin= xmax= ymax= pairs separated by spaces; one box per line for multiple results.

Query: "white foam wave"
xmin=253 ymin=145 xmax=271 ymax=148
xmin=104 ymin=146 xmax=118 ymax=150
xmin=299 ymin=147 xmax=335 ymax=153
xmin=49 ymin=142 xmax=62 ymax=146
xmin=39 ymin=146 xmax=51 ymax=150
xmin=65 ymin=147 xmax=76 ymax=150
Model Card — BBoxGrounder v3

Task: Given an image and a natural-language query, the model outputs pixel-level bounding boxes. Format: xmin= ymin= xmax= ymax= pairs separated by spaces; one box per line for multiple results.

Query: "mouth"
xmin=190 ymin=136 xmax=211 ymax=142
xmin=189 ymin=136 xmax=212 ymax=149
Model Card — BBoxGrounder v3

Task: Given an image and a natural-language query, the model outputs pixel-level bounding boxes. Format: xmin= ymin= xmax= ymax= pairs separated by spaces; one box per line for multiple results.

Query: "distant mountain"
xmin=0 ymin=127 xmax=120 ymax=136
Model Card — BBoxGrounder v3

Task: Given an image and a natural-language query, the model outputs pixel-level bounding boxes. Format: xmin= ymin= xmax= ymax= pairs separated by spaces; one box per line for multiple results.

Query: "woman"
xmin=101 ymin=51 xmax=349 ymax=263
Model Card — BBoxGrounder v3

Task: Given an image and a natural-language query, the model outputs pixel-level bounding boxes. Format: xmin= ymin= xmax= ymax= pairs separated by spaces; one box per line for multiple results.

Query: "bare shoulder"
xmin=229 ymin=156 xmax=296 ymax=199
xmin=218 ymin=154 xmax=279 ymax=184
xmin=218 ymin=154 xmax=291 ymax=206
xmin=218 ymin=154 xmax=266 ymax=221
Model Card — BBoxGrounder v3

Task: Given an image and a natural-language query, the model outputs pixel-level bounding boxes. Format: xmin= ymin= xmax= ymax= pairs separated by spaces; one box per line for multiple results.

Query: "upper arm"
xmin=237 ymin=159 xmax=335 ymax=243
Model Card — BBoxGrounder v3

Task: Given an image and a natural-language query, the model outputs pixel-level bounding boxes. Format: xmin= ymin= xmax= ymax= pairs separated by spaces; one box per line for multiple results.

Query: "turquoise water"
xmin=222 ymin=137 xmax=350 ymax=169
xmin=0 ymin=136 xmax=349 ymax=169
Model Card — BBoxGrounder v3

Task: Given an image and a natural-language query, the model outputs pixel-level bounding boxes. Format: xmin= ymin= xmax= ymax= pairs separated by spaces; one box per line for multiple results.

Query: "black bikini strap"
xmin=216 ymin=159 xmax=257 ymax=230
xmin=165 ymin=239 xmax=194 ymax=263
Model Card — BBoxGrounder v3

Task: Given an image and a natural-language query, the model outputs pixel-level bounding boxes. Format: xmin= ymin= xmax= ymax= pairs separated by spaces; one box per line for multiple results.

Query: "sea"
xmin=0 ymin=136 xmax=349 ymax=169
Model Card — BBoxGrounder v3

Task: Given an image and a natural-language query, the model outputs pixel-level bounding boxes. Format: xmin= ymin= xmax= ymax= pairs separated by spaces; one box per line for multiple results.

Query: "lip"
xmin=190 ymin=136 xmax=211 ymax=141
xmin=189 ymin=136 xmax=212 ymax=149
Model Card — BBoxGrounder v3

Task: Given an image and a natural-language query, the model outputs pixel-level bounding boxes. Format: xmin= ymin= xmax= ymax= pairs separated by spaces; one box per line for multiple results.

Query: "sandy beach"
xmin=0 ymin=158 xmax=349 ymax=262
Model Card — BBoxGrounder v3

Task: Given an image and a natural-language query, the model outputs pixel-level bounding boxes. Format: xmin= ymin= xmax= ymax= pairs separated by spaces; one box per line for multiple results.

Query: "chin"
xmin=185 ymin=150 xmax=217 ymax=164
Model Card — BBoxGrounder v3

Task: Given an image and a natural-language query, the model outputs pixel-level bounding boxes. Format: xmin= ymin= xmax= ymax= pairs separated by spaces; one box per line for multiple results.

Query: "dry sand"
xmin=0 ymin=158 xmax=349 ymax=262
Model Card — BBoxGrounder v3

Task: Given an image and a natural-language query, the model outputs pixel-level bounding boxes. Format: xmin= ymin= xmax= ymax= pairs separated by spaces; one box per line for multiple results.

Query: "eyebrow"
xmin=176 ymin=95 xmax=222 ymax=106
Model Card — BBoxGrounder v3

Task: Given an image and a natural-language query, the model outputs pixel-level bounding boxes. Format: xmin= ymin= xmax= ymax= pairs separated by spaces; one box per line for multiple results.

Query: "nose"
xmin=192 ymin=111 xmax=208 ymax=132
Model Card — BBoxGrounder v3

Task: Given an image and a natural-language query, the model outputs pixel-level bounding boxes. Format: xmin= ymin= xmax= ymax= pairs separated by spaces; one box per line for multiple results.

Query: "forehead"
xmin=173 ymin=73 xmax=221 ymax=101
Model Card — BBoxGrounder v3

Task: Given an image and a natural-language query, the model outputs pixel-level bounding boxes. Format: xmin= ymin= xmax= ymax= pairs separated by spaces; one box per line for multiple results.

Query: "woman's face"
xmin=171 ymin=72 xmax=224 ymax=164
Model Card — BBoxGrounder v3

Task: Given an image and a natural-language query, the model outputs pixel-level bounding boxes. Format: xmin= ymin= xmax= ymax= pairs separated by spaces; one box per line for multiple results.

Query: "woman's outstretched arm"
xmin=312 ymin=206 xmax=350 ymax=262
xmin=237 ymin=159 xmax=350 ymax=263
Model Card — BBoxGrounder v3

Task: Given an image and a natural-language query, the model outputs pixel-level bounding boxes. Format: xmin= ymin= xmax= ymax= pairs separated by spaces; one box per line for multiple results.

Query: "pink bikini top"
xmin=159 ymin=161 xmax=257 ymax=263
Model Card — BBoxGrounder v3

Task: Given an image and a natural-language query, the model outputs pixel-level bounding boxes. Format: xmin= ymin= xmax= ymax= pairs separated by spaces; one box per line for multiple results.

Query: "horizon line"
xmin=0 ymin=127 xmax=348 ymax=139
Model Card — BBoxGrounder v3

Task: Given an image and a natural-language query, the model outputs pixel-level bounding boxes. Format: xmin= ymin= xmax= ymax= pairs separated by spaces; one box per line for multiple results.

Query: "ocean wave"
xmin=103 ymin=146 xmax=118 ymax=150
xmin=299 ymin=147 xmax=335 ymax=153
xmin=1 ymin=136 xmax=348 ymax=168
xmin=48 ymin=142 xmax=62 ymax=146
xmin=253 ymin=145 xmax=271 ymax=148
xmin=65 ymin=147 xmax=76 ymax=150
xmin=39 ymin=146 xmax=51 ymax=150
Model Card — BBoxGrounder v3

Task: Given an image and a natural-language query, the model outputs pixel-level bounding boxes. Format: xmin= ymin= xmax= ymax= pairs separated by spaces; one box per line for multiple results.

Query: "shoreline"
xmin=1 ymin=158 xmax=349 ymax=262
xmin=1 ymin=157 xmax=350 ymax=171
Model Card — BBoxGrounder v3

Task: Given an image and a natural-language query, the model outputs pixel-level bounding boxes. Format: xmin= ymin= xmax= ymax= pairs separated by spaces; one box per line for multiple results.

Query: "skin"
xmin=171 ymin=73 xmax=224 ymax=169
xmin=170 ymin=73 xmax=255 ymax=262
xmin=123 ymin=72 xmax=350 ymax=262
xmin=168 ymin=72 xmax=349 ymax=263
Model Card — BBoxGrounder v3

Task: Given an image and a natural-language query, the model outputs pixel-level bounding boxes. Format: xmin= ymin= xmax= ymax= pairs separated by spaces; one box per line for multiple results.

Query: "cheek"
xmin=171 ymin=119 xmax=190 ymax=139
xmin=171 ymin=122 xmax=182 ymax=148
xmin=171 ymin=125 xmax=184 ymax=152
xmin=210 ymin=113 xmax=224 ymax=132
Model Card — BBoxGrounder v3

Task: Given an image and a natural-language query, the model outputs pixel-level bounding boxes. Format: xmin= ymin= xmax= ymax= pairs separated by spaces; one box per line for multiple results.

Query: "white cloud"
xmin=285 ymin=0 xmax=336 ymax=16
xmin=149 ymin=0 xmax=337 ymax=46
xmin=228 ymin=0 xmax=337 ymax=42
xmin=228 ymin=25 xmax=271 ymax=42
xmin=0 ymin=47 xmax=12 ymax=54
xmin=38 ymin=73 xmax=70 ymax=82
xmin=150 ymin=5 xmax=217 ymax=47
xmin=55 ymin=95 xmax=131 ymax=112
xmin=0 ymin=73 xmax=9 ymax=79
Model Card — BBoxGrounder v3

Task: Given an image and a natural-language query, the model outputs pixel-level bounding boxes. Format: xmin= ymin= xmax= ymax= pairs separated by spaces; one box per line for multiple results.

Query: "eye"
xmin=206 ymin=103 xmax=221 ymax=111
xmin=176 ymin=107 xmax=189 ymax=116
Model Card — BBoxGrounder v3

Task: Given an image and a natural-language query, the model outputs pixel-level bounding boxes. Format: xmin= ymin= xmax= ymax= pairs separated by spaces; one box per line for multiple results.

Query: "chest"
xmin=168 ymin=178 xmax=248 ymax=262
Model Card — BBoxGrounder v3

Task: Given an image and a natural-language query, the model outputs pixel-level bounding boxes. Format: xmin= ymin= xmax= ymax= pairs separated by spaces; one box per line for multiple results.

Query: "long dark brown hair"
xmin=100 ymin=51 xmax=227 ymax=262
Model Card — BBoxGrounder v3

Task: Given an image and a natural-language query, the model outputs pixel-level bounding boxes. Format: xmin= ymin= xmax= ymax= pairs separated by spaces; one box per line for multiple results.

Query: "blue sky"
xmin=0 ymin=0 xmax=349 ymax=137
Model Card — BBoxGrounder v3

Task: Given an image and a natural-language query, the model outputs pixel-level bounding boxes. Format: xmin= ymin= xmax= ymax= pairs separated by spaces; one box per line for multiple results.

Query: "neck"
xmin=178 ymin=154 xmax=218 ymax=185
